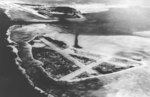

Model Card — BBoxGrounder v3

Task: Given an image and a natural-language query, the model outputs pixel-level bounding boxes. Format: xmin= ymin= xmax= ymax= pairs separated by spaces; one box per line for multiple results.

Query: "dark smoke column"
xmin=51 ymin=7 xmax=87 ymax=48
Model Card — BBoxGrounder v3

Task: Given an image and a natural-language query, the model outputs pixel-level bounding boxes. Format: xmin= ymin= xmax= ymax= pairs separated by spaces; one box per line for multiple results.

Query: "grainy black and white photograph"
xmin=1 ymin=0 xmax=150 ymax=97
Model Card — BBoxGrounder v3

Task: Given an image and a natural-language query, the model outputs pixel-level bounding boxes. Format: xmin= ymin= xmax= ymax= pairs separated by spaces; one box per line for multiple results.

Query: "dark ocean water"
xmin=0 ymin=9 xmax=47 ymax=97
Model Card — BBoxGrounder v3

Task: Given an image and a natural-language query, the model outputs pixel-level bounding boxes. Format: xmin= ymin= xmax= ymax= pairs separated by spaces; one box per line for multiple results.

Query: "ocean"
xmin=0 ymin=9 xmax=47 ymax=97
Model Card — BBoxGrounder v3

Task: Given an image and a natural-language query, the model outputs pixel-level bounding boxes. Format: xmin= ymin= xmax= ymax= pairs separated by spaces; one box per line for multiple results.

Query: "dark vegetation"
xmin=72 ymin=72 xmax=90 ymax=79
xmin=32 ymin=47 xmax=80 ymax=79
xmin=43 ymin=36 xmax=68 ymax=49
xmin=33 ymin=6 xmax=80 ymax=19
xmin=70 ymin=54 xmax=96 ymax=65
xmin=92 ymin=62 xmax=132 ymax=74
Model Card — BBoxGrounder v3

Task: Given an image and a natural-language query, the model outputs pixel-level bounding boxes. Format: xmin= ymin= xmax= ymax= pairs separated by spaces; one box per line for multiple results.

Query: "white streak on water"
xmin=133 ymin=31 xmax=150 ymax=38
